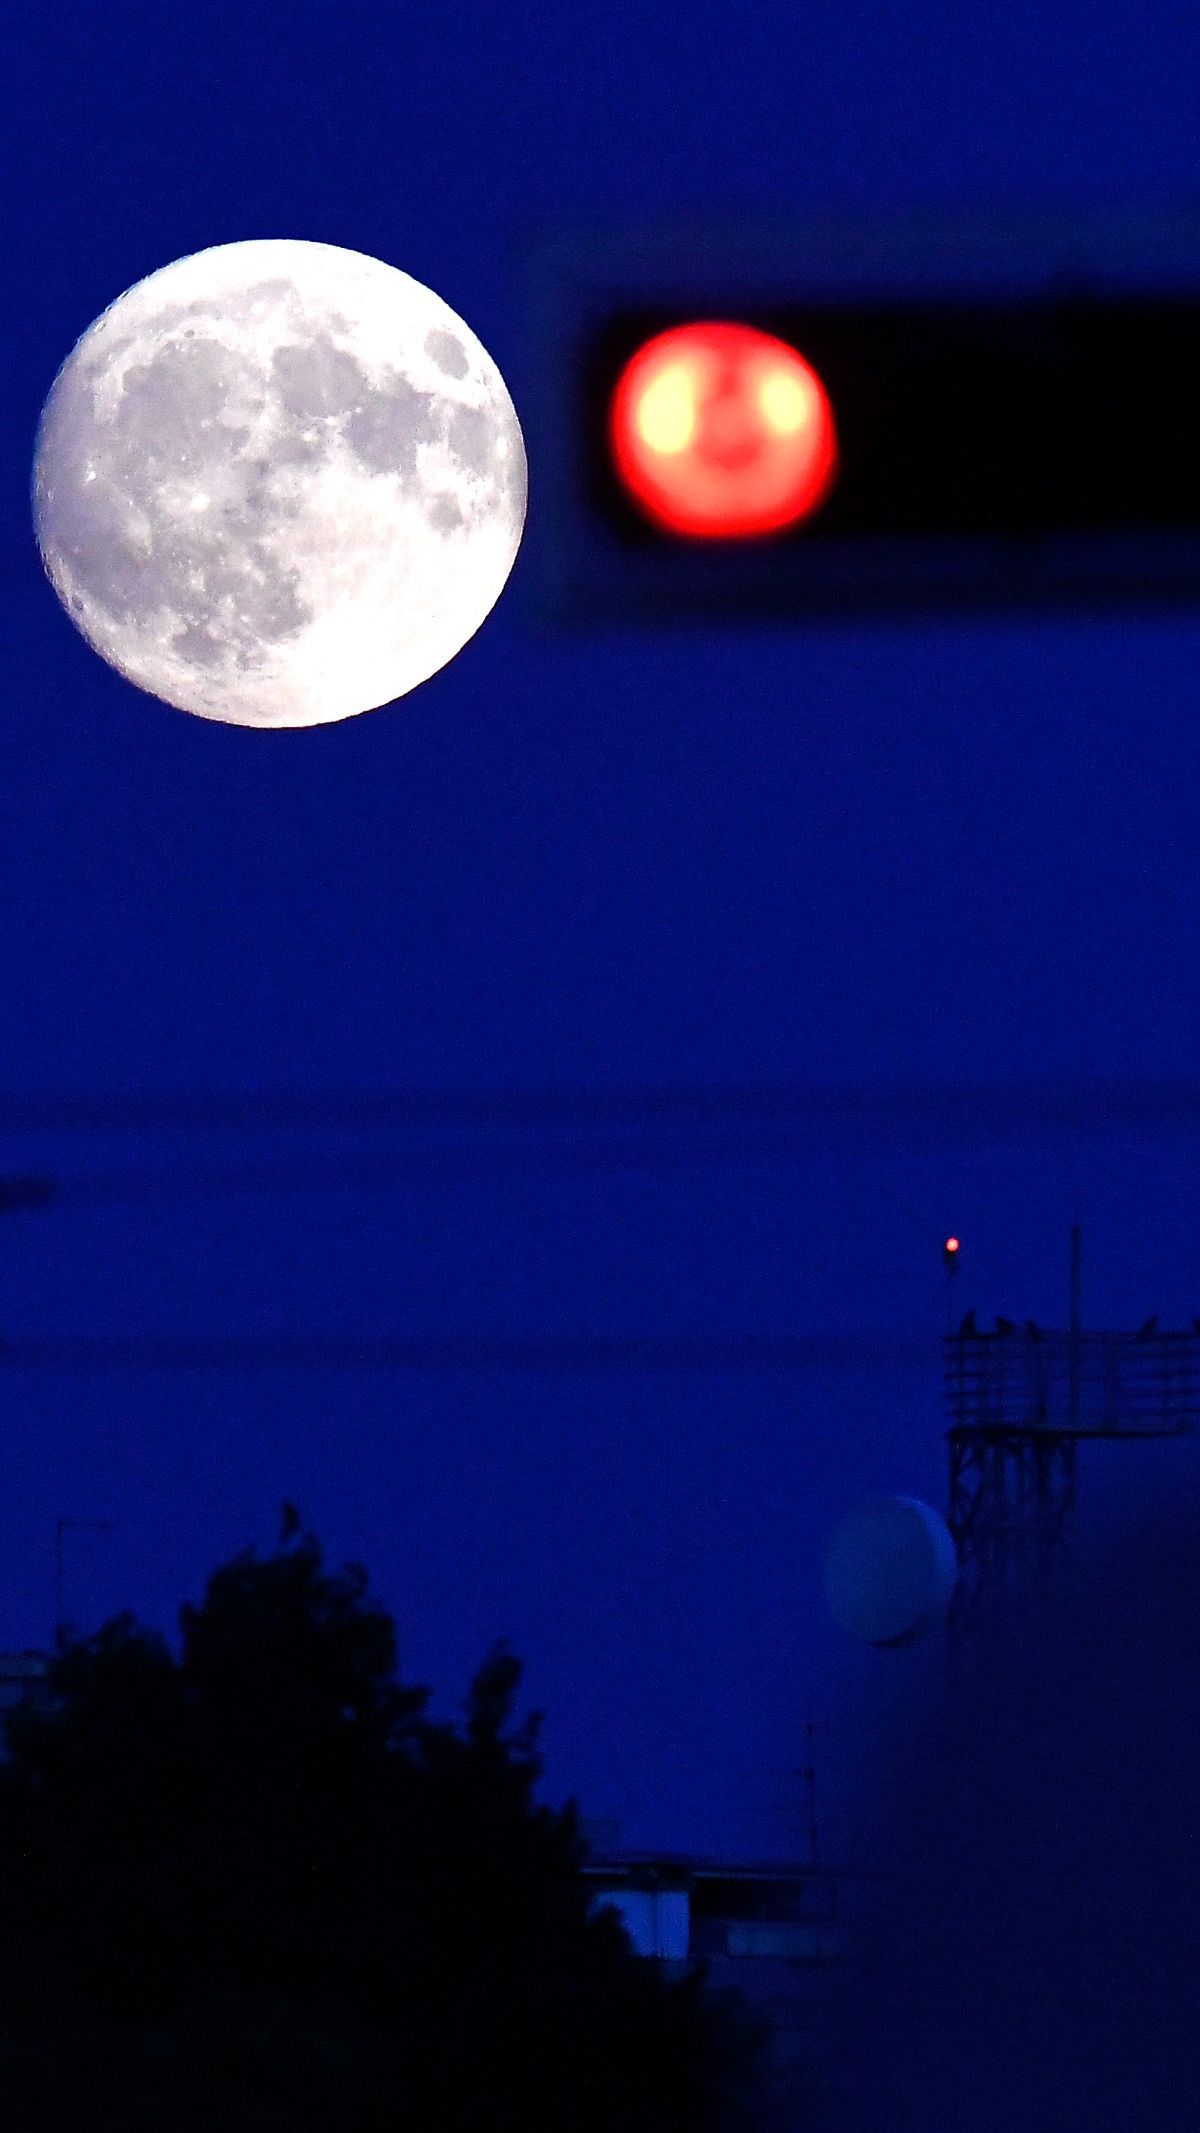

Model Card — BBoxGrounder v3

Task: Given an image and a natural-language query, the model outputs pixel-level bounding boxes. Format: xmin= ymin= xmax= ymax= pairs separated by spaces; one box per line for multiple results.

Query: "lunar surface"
xmin=31 ymin=239 xmax=527 ymax=726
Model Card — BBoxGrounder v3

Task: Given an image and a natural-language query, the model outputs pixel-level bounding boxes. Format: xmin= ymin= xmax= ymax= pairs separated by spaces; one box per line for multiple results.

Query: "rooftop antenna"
xmin=802 ymin=1715 xmax=820 ymax=1868
xmin=1068 ymin=1219 xmax=1082 ymax=1434
xmin=54 ymin=1517 xmax=115 ymax=1642
xmin=772 ymin=1721 xmax=824 ymax=1867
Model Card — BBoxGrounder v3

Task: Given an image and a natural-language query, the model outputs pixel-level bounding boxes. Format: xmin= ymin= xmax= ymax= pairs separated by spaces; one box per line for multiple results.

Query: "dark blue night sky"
xmin=4 ymin=0 xmax=1200 ymax=1863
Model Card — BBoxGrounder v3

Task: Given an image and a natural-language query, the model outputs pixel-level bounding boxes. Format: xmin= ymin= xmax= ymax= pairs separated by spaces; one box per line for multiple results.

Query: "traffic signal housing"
xmin=606 ymin=319 xmax=839 ymax=539
xmin=520 ymin=204 xmax=1200 ymax=624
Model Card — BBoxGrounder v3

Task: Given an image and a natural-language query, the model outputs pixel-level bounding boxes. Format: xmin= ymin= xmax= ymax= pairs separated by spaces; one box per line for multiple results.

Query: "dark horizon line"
xmin=3 ymin=1074 xmax=1200 ymax=1136
xmin=0 ymin=1332 xmax=940 ymax=1372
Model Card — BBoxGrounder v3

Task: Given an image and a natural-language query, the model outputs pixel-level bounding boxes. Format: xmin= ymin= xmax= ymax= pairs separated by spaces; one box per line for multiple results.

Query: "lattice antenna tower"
xmin=944 ymin=1227 xmax=1199 ymax=1642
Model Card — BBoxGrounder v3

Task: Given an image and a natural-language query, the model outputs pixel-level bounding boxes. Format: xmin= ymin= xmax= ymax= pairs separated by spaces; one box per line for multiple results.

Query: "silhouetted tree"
xmin=0 ymin=1511 xmax=767 ymax=2132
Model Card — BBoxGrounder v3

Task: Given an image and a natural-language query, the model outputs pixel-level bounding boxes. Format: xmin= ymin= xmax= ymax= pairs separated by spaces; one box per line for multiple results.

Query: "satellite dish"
xmin=824 ymin=1495 xmax=959 ymax=1648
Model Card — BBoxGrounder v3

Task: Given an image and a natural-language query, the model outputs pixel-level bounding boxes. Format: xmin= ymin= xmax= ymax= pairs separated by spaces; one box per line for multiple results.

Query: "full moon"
xmin=31 ymin=239 xmax=527 ymax=727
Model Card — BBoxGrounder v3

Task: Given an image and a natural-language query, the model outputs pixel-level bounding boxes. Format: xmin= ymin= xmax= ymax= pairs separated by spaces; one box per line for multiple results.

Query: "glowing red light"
xmin=944 ymin=1236 xmax=960 ymax=1255
xmin=608 ymin=320 xmax=838 ymax=540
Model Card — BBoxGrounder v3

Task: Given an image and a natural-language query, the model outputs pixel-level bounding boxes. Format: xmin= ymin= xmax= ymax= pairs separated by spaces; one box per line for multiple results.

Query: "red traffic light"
xmin=607 ymin=320 xmax=838 ymax=540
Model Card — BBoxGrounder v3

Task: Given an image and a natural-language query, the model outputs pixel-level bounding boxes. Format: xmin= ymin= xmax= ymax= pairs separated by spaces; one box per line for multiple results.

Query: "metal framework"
xmin=944 ymin=1323 xmax=1200 ymax=1636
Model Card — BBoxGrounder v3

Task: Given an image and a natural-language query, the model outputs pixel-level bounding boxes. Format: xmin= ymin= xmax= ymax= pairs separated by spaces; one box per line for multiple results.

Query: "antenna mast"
xmin=802 ymin=1717 xmax=820 ymax=1869
xmin=1068 ymin=1221 xmax=1082 ymax=1434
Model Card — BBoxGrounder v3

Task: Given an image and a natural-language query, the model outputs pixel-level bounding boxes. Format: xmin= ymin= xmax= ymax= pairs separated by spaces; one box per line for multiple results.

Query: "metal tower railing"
xmin=944 ymin=1325 xmax=1200 ymax=1635
xmin=945 ymin=1326 xmax=1200 ymax=1439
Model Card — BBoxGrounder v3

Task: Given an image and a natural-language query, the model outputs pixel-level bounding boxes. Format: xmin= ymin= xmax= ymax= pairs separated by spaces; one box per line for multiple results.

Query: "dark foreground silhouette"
xmin=0 ymin=1510 xmax=766 ymax=2132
